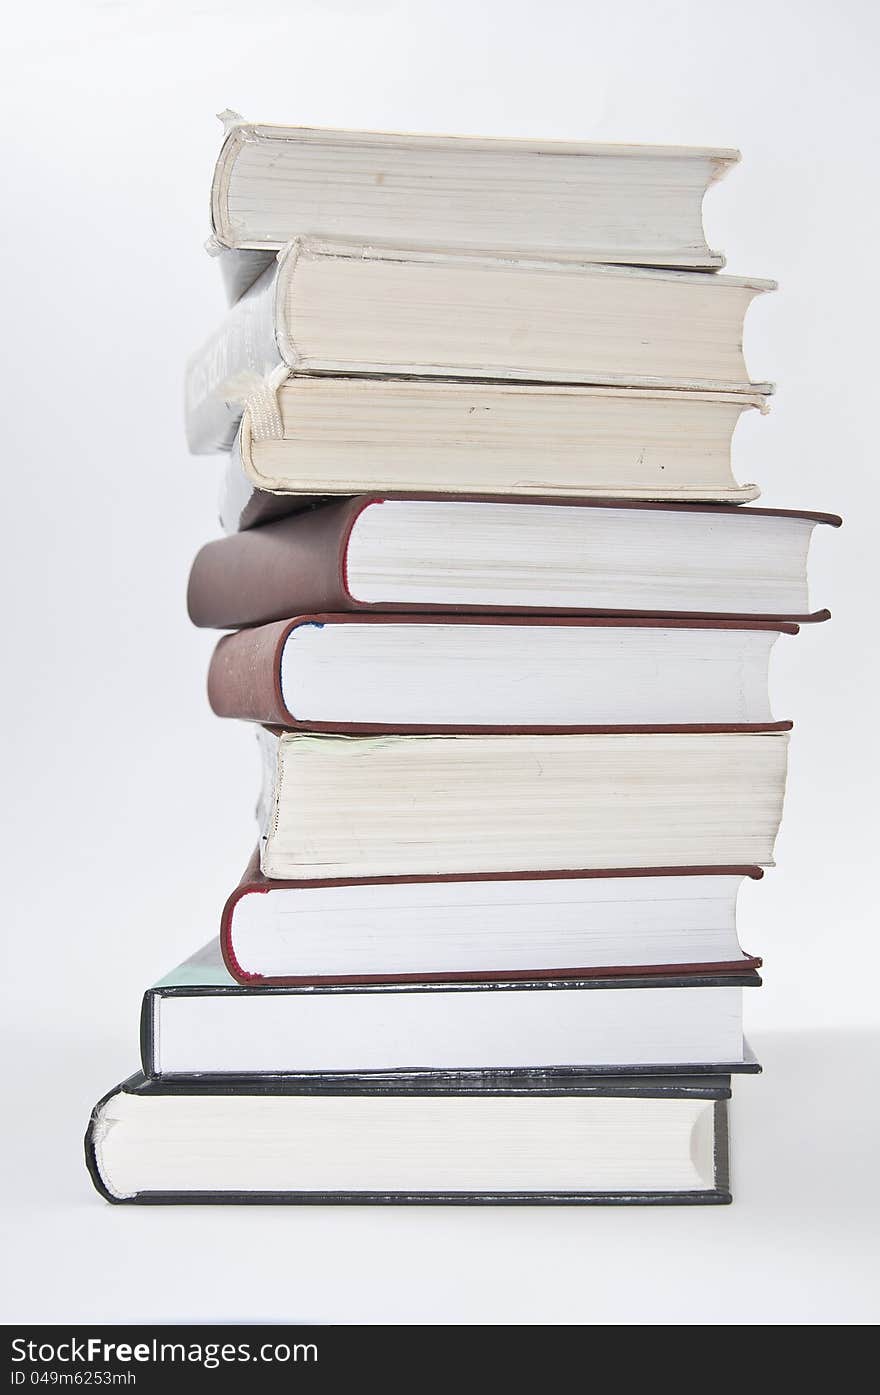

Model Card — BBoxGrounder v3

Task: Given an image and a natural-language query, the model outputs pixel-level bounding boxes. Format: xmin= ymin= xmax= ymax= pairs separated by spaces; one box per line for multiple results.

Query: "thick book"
xmin=208 ymin=118 xmax=738 ymax=281
xmin=141 ymin=940 xmax=760 ymax=1077
xmin=187 ymin=497 xmax=840 ymax=630
xmin=254 ymin=728 xmax=788 ymax=880
xmin=206 ymin=614 xmax=796 ymax=734
xmin=219 ymin=381 xmax=768 ymax=531
xmin=185 ymin=240 xmax=774 ymax=453
xmin=221 ymin=852 xmax=763 ymax=986
xmin=86 ymin=1070 xmax=734 ymax=1205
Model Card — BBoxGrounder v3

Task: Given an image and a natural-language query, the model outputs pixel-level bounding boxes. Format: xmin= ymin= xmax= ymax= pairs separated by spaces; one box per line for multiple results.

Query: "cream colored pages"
xmin=211 ymin=121 xmax=736 ymax=268
xmin=261 ymin=731 xmax=789 ymax=878
xmin=237 ymin=380 xmax=764 ymax=503
xmin=185 ymin=241 xmax=774 ymax=454
xmin=277 ymin=241 xmax=774 ymax=389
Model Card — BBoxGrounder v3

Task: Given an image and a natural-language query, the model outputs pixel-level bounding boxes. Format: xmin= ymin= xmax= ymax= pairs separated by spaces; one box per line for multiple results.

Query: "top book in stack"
xmin=189 ymin=119 xmax=773 ymax=521
xmin=208 ymin=116 xmax=740 ymax=285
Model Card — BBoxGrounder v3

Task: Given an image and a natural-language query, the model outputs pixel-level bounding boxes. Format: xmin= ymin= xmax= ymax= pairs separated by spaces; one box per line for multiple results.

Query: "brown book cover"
xmin=220 ymin=849 xmax=764 ymax=987
xmin=187 ymin=495 xmax=841 ymax=630
xmin=206 ymin=612 xmax=799 ymax=734
xmin=235 ymin=489 xmax=326 ymax=532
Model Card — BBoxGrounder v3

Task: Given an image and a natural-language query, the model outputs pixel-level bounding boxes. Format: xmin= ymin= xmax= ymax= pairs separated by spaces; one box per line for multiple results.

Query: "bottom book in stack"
xmin=87 ymin=1072 xmax=734 ymax=1206
xmin=86 ymin=939 xmax=759 ymax=1205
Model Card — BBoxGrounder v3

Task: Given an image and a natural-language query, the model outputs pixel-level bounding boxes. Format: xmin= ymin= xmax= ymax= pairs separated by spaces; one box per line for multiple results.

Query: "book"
xmin=206 ymin=614 xmax=797 ymax=734
xmin=86 ymin=1070 xmax=734 ymax=1204
xmin=185 ymin=241 xmax=774 ymax=453
xmin=187 ymin=497 xmax=840 ymax=630
xmin=221 ymin=852 xmax=763 ymax=986
xmin=141 ymin=940 xmax=760 ymax=1076
xmin=208 ymin=118 xmax=738 ymax=278
xmin=254 ymin=728 xmax=789 ymax=880
xmin=219 ymin=381 xmax=768 ymax=530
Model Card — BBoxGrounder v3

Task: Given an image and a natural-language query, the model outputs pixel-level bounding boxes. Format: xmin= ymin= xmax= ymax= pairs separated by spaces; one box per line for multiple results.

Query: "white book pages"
xmin=279 ymin=622 xmax=779 ymax=727
xmin=227 ymin=874 xmax=749 ymax=980
xmin=344 ymin=500 xmax=817 ymax=614
xmin=93 ymin=1090 xmax=719 ymax=1197
xmin=152 ymin=983 xmax=744 ymax=1075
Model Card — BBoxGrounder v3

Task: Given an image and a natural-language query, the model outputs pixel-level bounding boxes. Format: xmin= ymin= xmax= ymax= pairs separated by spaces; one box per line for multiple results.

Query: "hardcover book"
xmin=254 ymin=728 xmax=789 ymax=880
xmin=219 ymin=381 xmax=768 ymax=529
xmin=209 ymin=118 xmax=738 ymax=281
xmin=221 ymin=853 xmax=765 ymax=987
xmin=187 ymin=497 xmax=840 ymax=630
xmin=141 ymin=938 xmax=762 ymax=1076
xmin=86 ymin=1070 xmax=735 ymax=1205
xmin=206 ymin=614 xmax=796 ymax=734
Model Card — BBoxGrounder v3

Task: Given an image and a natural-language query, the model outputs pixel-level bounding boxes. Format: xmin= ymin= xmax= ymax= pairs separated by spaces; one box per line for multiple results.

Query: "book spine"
xmin=184 ymin=261 xmax=282 ymax=453
xmin=187 ymin=501 xmax=359 ymax=628
xmin=215 ymin=246 xmax=277 ymax=305
xmin=208 ymin=620 xmax=292 ymax=724
xmin=139 ymin=992 xmax=158 ymax=1078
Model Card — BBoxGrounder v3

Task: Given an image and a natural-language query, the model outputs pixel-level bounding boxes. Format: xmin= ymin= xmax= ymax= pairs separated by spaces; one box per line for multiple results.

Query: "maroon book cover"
xmin=206 ymin=611 xmax=798 ymax=734
xmin=187 ymin=494 xmax=841 ymax=630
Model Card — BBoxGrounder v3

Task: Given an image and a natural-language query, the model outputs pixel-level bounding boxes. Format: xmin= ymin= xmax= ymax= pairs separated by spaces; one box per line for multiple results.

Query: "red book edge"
xmin=220 ymin=851 xmax=764 ymax=987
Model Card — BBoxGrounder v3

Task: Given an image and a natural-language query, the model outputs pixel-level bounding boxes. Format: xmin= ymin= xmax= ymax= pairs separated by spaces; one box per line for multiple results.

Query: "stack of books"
xmin=86 ymin=116 xmax=839 ymax=1205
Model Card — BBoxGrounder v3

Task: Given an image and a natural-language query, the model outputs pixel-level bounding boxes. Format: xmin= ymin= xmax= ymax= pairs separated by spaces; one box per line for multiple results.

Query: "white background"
xmin=1 ymin=0 xmax=878 ymax=1324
